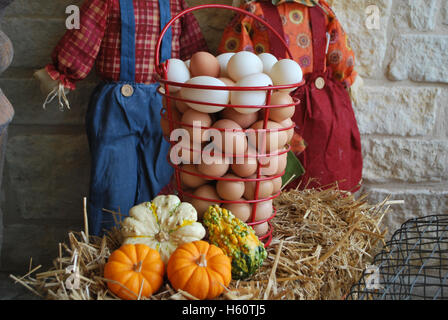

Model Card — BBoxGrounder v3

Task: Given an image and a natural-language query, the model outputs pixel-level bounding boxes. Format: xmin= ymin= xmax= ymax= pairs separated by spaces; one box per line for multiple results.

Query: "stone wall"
xmin=0 ymin=0 xmax=446 ymax=272
xmin=327 ymin=0 xmax=448 ymax=236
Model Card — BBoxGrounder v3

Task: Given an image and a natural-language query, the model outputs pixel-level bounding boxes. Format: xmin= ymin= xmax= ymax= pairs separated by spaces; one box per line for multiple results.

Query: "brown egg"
xmin=253 ymin=222 xmax=269 ymax=237
xmin=220 ymin=107 xmax=258 ymax=129
xmin=161 ymin=107 xmax=181 ymax=137
xmin=191 ymin=184 xmax=221 ymax=219
xmin=197 ymin=156 xmax=230 ymax=178
xmin=181 ymin=109 xmax=212 ymax=143
xmin=244 ymin=174 xmax=274 ymax=200
xmin=271 ymin=176 xmax=283 ymax=194
xmin=222 ymin=200 xmax=252 ymax=222
xmin=279 ymin=117 xmax=294 ymax=143
xmin=173 ymin=91 xmax=190 ymax=114
xmin=180 ymin=164 xmax=207 ymax=189
xmin=248 ymin=120 xmax=288 ymax=153
xmin=275 ymin=151 xmax=288 ymax=175
xmin=252 ymin=199 xmax=273 ymax=222
xmin=216 ymin=174 xmax=245 ymax=201
xmin=211 ymin=119 xmax=247 ymax=156
xmin=171 ymin=138 xmax=202 ymax=165
xmin=190 ymin=51 xmax=220 ymax=78
xmin=268 ymin=92 xmax=295 ymax=122
xmin=260 ymin=149 xmax=288 ymax=176
xmin=231 ymin=146 xmax=258 ymax=178
xmin=218 ymin=77 xmax=235 ymax=87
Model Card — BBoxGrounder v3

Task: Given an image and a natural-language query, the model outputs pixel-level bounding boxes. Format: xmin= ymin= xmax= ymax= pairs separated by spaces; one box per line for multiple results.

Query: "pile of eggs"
xmin=160 ymin=51 xmax=303 ymax=238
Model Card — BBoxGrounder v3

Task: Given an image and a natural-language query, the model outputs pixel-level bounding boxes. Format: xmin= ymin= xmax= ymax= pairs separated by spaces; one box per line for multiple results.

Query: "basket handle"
xmin=154 ymin=4 xmax=293 ymax=70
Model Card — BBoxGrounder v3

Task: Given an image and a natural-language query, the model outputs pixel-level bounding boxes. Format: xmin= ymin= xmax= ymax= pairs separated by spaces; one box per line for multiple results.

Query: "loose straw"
xmin=10 ymin=186 xmax=400 ymax=300
xmin=83 ymin=197 xmax=89 ymax=243
xmin=263 ymin=240 xmax=284 ymax=299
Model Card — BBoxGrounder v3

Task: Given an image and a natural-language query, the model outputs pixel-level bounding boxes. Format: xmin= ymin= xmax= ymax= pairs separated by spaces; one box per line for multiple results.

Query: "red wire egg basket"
xmin=155 ymin=4 xmax=305 ymax=247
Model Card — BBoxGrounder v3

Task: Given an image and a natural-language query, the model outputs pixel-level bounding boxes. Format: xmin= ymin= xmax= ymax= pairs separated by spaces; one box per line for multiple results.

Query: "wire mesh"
xmin=347 ymin=214 xmax=448 ymax=300
xmin=155 ymin=4 xmax=305 ymax=248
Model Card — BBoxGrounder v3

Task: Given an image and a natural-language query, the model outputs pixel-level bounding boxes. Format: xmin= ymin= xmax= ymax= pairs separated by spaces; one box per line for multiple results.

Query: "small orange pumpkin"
xmin=104 ymin=244 xmax=164 ymax=300
xmin=167 ymin=240 xmax=232 ymax=300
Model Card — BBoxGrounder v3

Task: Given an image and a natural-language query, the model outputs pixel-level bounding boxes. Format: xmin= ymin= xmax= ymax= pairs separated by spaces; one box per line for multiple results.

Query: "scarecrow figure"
xmin=223 ymin=0 xmax=363 ymax=191
xmin=34 ymin=0 xmax=207 ymax=236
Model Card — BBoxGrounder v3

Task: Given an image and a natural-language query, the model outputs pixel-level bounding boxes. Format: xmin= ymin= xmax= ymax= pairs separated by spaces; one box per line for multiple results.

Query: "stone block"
xmin=0 ymin=272 xmax=39 ymax=299
xmin=353 ymin=86 xmax=440 ymax=136
xmin=392 ymin=0 xmax=437 ymax=31
xmin=434 ymin=89 xmax=448 ymax=138
xmin=327 ymin=0 xmax=393 ymax=79
xmin=1 ymin=17 xmax=67 ymax=68
xmin=0 ymin=129 xmax=8 ymax=270
xmin=1 ymin=222 xmax=83 ymax=272
xmin=362 ymin=137 xmax=448 ymax=184
xmin=2 ymin=0 xmax=82 ymax=18
xmin=0 ymin=68 xmax=97 ymax=125
xmin=444 ymin=1 xmax=448 ymax=25
xmin=2 ymin=133 xmax=90 ymax=222
xmin=362 ymin=185 xmax=448 ymax=240
xmin=388 ymin=34 xmax=448 ymax=83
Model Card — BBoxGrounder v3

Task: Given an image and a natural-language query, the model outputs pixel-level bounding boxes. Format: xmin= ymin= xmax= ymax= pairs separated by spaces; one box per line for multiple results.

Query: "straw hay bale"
xmin=10 ymin=188 xmax=395 ymax=300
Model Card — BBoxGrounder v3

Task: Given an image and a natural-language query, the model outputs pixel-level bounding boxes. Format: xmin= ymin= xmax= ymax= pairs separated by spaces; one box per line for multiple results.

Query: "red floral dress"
xmin=219 ymin=0 xmax=358 ymax=154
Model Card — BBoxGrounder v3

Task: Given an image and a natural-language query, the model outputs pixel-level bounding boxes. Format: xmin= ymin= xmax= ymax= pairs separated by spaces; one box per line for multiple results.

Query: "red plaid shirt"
xmin=46 ymin=0 xmax=208 ymax=90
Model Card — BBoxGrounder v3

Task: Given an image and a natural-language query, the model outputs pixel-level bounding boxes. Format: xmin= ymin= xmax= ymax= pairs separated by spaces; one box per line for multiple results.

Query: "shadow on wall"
xmin=0 ymin=0 xmax=14 ymax=271
xmin=0 ymin=0 xmax=91 ymax=272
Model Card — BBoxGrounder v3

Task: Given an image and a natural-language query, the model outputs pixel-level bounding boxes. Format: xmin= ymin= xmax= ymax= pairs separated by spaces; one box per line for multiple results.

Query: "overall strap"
xmin=119 ymin=0 xmax=172 ymax=82
xmin=259 ymin=1 xmax=287 ymax=59
xmin=158 ymin=0 xmax=172 ymax=63
xmin=119 ymin=0 xmax=136 ymax=82
xmin=309 ymin=5 xmax=327 ymax=74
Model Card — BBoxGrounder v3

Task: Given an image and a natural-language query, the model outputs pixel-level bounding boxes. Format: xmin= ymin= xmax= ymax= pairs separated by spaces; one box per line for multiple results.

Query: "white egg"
xmin=231 ymin=73 xmax=273 ymax=114
xmin=227 ymin=51 xmax=263 ymax=82
xmin=184 ymin=59 xmax=191 ymax=69
xmin=180 ymin=76 xmax=229 ymax=113
xmin=166 ymin=58 xmax=191 ymax=93
xmin=217 ymin=52 xmax=235 ymax=78
xmin=258 ymin=53 xmax=278 ymax=75
xmin=270 ymin=59 xmax=303 ymax=92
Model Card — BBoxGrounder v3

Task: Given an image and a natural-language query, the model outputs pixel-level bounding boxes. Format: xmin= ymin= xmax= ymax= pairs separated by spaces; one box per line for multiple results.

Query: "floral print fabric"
xmin=219 ymin=0 xmax=358 ymax=87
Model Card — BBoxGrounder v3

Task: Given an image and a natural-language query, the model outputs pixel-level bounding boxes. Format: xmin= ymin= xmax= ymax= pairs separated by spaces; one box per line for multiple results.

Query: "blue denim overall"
xmin=85 ymin=0 xmax=174 ymax=236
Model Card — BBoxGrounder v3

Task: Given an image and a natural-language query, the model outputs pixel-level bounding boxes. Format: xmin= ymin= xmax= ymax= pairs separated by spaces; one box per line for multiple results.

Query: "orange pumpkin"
xmin=167 ymin=240 xmax=232 ymax=300
xmin=104 ymin=244 xmax=164 ymax=300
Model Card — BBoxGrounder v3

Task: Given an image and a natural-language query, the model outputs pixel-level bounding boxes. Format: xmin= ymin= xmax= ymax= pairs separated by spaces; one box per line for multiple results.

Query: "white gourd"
xmin=121 ymin=195 xmax=206 ymax=264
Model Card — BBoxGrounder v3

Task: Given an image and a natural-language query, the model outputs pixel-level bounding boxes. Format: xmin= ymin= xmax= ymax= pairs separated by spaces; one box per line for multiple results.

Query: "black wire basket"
xmin=346 ymin=214 xmax=448 ymax=300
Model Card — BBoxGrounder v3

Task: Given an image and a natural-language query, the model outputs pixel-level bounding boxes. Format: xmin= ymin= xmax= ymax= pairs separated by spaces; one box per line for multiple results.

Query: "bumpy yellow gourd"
xmin=203 ymin=205 xmax=267 ymax=279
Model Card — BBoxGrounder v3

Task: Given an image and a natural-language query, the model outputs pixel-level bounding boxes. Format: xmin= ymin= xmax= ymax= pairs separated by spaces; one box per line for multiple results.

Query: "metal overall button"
xmin=121 ymin=84 xmax=134 ymax=97
xmin=315 ymin=77 xmax=325 ymax=90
